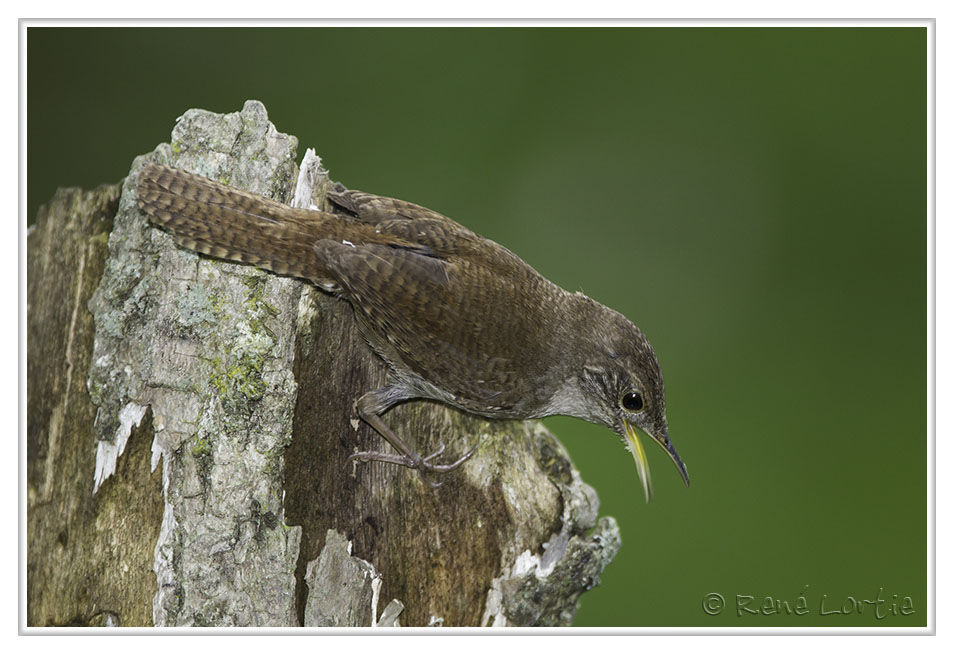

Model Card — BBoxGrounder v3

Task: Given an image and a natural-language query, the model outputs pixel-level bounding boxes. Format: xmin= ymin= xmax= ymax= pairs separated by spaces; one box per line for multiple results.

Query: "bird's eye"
xmin=621 ymin=391 xmax=644 ymax=412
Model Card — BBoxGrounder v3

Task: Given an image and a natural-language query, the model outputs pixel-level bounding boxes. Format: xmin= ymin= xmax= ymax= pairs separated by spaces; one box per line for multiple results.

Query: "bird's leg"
xmin=347 ymin=386 xmax=477 ymax=485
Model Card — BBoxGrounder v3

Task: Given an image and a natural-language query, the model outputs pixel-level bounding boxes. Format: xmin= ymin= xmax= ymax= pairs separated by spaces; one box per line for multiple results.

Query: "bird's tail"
xmin=137 ymin=163 xmax=340 ymax=280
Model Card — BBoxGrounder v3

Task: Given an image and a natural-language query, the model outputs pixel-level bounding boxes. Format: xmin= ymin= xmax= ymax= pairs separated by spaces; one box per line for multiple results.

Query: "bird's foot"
xmin=347 ymin=443 xmax=477 ymax=488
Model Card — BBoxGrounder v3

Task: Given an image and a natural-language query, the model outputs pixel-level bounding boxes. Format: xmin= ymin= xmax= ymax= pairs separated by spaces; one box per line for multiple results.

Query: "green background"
xmin=27 ymin=27 xmax=928 ymax=627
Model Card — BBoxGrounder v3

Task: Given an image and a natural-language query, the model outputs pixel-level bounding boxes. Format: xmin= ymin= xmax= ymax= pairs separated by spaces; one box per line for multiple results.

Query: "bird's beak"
xmin=623 ymin=420 xmax=690 ymax=503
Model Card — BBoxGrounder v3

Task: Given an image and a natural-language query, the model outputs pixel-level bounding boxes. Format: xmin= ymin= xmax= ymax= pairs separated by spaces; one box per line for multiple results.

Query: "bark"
xmin=26 ymin=100 xmax=621 ymax=628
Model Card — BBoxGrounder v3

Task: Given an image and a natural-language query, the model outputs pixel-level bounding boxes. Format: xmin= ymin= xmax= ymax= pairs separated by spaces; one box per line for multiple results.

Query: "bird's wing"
xmin=328 ymin=187 xmax=524 ymax=271
xmin=315 ymin=238 xmax=542 ymax=409
xmin=328 ymin=187 xmax=465 ymax=227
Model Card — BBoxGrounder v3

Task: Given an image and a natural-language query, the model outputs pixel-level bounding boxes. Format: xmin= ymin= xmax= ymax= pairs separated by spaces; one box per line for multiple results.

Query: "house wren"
xmin=137 ymin=163 xmax=689 ymax=500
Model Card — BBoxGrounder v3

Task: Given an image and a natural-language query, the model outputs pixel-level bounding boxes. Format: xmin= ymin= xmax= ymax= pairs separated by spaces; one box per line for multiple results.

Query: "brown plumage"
xmin=137 ymin=163 xmax=688 ymax=498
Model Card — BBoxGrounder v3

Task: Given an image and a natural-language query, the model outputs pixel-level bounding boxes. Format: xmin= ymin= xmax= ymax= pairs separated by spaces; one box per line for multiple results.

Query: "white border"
xmin=14 ymin=12 xmax=940 ymax=642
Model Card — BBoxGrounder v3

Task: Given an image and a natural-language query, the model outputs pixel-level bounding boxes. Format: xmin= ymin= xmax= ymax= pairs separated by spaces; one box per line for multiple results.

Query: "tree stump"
xmin=26 ymin=100 xmax=621 ymax=628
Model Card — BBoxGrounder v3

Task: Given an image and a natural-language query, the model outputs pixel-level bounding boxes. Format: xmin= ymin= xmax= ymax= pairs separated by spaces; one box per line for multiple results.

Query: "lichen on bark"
xmin=87 ymin=101 xmax=303 ymax=626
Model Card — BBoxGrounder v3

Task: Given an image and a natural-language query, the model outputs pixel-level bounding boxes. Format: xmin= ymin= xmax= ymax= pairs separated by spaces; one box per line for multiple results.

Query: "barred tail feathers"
xmin=137 ymin=163 xmax=331 ymax=279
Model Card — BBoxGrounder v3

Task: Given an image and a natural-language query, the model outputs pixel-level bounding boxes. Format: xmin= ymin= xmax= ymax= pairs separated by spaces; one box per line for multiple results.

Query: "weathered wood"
xmin=26 ymin=100 xmax=620 ymax=628
xmin=27 ymin=182 xmax=165 ymax=627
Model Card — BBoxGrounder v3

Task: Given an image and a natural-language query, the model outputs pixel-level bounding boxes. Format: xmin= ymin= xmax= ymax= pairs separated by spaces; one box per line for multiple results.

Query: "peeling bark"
xmin=27 ymin=100 xmax=620 ymax=627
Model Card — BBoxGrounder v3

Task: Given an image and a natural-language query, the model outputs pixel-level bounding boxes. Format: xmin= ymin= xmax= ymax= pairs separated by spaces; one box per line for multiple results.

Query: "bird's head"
xmin=577 ymin=304 xmax=689 ymax=502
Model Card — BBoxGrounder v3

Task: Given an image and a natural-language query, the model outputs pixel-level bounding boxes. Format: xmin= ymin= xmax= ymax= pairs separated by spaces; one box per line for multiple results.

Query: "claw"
xmin=422 ymin=474 xmax=444 ymax=489
xmin=347 ymin=450 xmax=413 ymax=466
xmin=346 ymin=441 xmax=477 ymax=487
xmin=446 ymin=444 xmax=477 ymax=468
xmin=423 ymin=443 xmax=447 ymax=463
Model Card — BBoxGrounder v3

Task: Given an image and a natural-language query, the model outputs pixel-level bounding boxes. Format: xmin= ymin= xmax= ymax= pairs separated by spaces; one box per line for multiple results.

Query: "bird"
xmin=136 ymin=162 xmax=689 ymax=500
